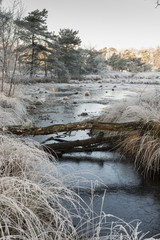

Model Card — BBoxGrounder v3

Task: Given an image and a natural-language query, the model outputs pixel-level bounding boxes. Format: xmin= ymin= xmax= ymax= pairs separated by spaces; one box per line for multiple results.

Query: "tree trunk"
xmin=44 ymin=61 xmax=48 ymax=77
xmin=1 ymin=53 xmax=6 ymax=92
xmin=43 ymin=134 xmax=125 ymax=154
xmin=8 ymin=50 xmax=18 ymax=96
xmin=1 ymin=120 xmax=158 ymax=136
xmin=30 ymin=35 xmax=35 ymax=77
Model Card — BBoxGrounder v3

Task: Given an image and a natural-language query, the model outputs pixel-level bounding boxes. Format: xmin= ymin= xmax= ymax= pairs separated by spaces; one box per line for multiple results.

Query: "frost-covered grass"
xmin=0 ymin=134 xmax=82 ymax=239
xmin=120 ymin=133 xmax=160 ymax=176
xmin=104 ymin=71 xmax=160 ymax=85
xmin=0 ymin=84 xmax=32 ymax=127
xmin=98 ymin=88 xmax=160 ymax=123
xmin=0 ymin=82 xmax=159 ymax=239
xmin=98 ymin=88 xmax=160 ymax=175
xmin=10 ymin=71 xmax=160 ymax=85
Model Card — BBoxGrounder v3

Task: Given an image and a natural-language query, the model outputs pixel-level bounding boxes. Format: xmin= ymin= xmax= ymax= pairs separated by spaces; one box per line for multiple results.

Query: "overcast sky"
xmin=4 ymin=0 xmax=160 ymax=50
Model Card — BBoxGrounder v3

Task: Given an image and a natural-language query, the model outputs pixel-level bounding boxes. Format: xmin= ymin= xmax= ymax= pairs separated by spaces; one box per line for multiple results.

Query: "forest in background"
xmin=1 ymin=0 xmax=160 ymax=95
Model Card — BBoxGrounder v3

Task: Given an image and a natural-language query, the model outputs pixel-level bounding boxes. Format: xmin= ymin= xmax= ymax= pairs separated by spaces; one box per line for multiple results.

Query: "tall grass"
xmin=0 ymin=177 xmax=75 ymax=239
xmin=0 ymin=134 xmax=80 ymax=239
xmin=98 ymin=89 xmax=160 ymax=123
xmin=0 ymin=84 xmax=32 ymax=127
xmin=120 ymin=133 xmax=160 ymax=176
xmin=98 ymin=89 xmax=160 ymax=175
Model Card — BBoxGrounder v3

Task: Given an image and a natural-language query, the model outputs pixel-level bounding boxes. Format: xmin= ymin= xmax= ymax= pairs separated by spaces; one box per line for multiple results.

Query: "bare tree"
xmin=0 ymin=0 xmax=23 ymax=94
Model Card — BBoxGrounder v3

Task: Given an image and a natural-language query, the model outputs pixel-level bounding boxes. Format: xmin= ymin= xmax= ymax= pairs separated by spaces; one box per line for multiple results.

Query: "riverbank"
xmin=0 ymin=85 xmax=80 ymax=239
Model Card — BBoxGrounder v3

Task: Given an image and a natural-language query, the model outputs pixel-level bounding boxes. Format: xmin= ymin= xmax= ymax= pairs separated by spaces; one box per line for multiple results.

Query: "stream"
xmin=28 ymin=80 xmax=160 ymax=237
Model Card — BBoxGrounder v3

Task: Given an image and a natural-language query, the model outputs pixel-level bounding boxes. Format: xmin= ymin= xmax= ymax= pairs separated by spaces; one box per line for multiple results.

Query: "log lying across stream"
xmin=1 ymin=120 xmax=159 ymax=154
xmin=43 ymin=134 xmax=129 ymax=154
xmin=1 ymin=120 xmax=158 ymax=136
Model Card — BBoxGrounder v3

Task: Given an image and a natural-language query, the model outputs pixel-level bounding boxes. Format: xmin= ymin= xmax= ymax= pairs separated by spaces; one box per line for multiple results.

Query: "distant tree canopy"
xmin=107 ymin=53 xmax=151 ymax=72
xmin=82 ymin=48 xmax=107 ymax=74
xmin=58 ymin=29 xmax=81 ymax=47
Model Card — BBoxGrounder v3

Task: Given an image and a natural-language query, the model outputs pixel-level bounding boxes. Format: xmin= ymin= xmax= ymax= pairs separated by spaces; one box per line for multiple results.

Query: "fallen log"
xmin=1 ymin=120 xmax=158 ymax=136
xmin=43 ymin=134 xmax=125 ymax=154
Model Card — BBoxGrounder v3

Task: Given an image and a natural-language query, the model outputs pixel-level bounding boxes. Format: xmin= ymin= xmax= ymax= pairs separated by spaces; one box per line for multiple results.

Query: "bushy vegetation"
xmin=0 ymin=134 xmax=80 ymax=239
xmin=106 ymin=47 xmax=160 ymax=72
xmin=107 ymin=53 xmax=151 ymax=73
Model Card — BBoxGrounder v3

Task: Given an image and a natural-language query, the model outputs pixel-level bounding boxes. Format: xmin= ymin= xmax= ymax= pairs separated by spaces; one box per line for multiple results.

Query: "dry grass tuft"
xmin=120 ymin=133 xmax=160 ymax=176
xmin=0 ymin=134 xmax=57 ymax=179
xmin=98 ymin=89 xmax=160 ymax=123
xmin=0 ymin=177 xmax=77 ymax=239
xmin=0 ymin=85 xmax=32 ymax=127
xmin=0 ymin=134 xmax=80 ymax=239
xmin=98 ymin=89 xmax=160 ymax=176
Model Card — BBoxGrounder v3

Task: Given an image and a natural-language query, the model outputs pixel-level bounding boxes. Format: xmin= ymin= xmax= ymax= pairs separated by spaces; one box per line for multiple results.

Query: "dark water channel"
xmin=58 ymin=152 xmax=160 ymax=237
xmin=29 ymin=82 xmax=160 ymax=237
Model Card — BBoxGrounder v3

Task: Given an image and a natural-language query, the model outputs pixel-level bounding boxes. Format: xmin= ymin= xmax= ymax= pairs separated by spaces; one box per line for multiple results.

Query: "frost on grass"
xmin=101 ymin=71 xmax=160 ymax=84
xmin=98 ymin=89 xmax=160 ymax=175
xmin=0 ymin=134 xmax=80 ymax=239
xmin=120 ymin=133 xmax=160 ymax=176
xmin=0 ymin=177 xmax=77 ymax=239
xmin=0 ymin=134 xmax=56 ymax=179
xmin=0 ymin=84 xmax=32 ymax=127
xmin=98 ymin=89 xmax=160 ymax=123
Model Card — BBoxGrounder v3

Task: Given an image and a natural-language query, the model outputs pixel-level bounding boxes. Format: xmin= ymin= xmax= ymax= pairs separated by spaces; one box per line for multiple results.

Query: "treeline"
xmin=105 ymin=47 xmax=160 ymax=72
xmin=1 ymin=1 xmax=160 ymax=96
xmin=0 ymin=4 xmax=107 ymax=92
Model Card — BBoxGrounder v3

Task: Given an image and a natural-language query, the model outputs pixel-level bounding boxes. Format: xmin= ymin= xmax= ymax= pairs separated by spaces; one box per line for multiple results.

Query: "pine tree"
xmin=15 ymin=9 xmax=52 ymax=77
xmin=83 ymin=48 xmax=107 ymax=74
xmin=57 ymin=28 xmax=81 ymax=80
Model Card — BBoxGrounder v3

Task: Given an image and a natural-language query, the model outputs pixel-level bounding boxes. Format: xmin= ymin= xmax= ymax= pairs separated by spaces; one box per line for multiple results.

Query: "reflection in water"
xmin=57 ymin=152 xmax=160 ymax=237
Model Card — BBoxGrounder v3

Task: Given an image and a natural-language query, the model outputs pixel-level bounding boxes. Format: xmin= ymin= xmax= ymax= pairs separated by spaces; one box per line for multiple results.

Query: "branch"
xmin=155 ymin=0 xmax=160 ymax=8
xmin=43 ymin=134 xmax=128 ymax=154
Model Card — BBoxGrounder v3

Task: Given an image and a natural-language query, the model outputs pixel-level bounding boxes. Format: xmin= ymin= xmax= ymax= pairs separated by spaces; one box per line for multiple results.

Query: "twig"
xmin=155 ymin=0 xmax=160 ymax=8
